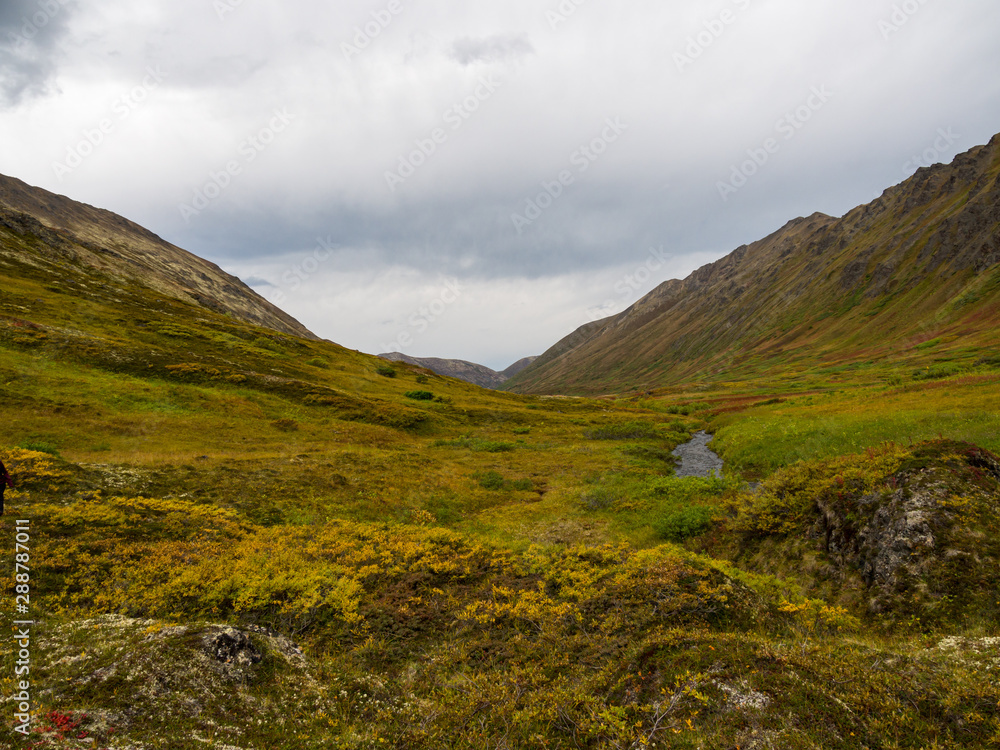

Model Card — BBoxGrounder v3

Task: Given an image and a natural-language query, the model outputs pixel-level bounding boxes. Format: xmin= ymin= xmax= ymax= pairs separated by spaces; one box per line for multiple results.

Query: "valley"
xmin=0 ymin=135 xmax=998 ymax=749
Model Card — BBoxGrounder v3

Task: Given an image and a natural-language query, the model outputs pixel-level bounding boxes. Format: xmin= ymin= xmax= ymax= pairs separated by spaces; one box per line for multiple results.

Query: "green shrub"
xmin=478 ymin=471 xmax=505 ymax=490
xmin=376 ymin=365 xmax=397 ymax=378
xmin=647 ymin=474 xmax=734 ymax=502
xmin=252 ymin=336 xmax=284 ymax=353
xmin=434 ymin=438 xmax=516 ymax=452
xmin=654 ymin=505 xmax=717 ymax=541
xmin=912 ymin=363 xmax=964 ymax=381
xmin=581 ymin=486 xmax=618 ymax=510
xmin=621 ymin=444 xmax=676 ymax=464
xmin=476 ymin=440 xmax=514 ymax=452
xmin=584 ymin=420 xmax=660 ymax=441
xmin=405 ymin=390 xmax=434 ymax=401
xmin=976 ymin=354 xmax=1000 ymax=368
xmin=17 ymin=440 xmax=61 ymax=457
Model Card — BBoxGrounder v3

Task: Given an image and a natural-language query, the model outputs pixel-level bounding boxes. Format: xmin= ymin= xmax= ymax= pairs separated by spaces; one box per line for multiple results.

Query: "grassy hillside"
xmin=1 ymin=182 xmax=999 ymax=748
xmin=506 ymin=134 xmax=1000 ymax=396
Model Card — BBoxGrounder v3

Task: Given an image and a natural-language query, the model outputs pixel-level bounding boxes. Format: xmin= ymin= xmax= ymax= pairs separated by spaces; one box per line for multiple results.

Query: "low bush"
xmin=17 ymin=440 xmax=61 ymax=457
xmin=912 ymin=363 xmax=965 ymax=380
xmin=655 ymin=504 xmax=717 ymax=541
xmin=478 ymin=471 xmax=505 ymax=490
xmin=435 ymin=437 xmax=516 ymax=453
xmin=585 ymin=420 xmax=660 ymax=441
xmin=476 ymin=471 xmax=535 ymax=492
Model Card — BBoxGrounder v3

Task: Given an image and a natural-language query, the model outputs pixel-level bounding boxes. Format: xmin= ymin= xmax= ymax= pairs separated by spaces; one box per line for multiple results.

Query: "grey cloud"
xmin=449 ymin=33 xmax=534 ymax=66
xmin=242 ymin=275 xmax=275 ymax=288
xmin=0 ymin=0 xmax=75 ymax=105
xmin=4 ymin=0 xmax=1000 ymax=364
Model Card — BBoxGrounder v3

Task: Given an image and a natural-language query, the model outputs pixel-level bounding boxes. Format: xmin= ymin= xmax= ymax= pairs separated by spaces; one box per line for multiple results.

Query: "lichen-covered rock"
xmin=736 ymin=440 xmax=1000 ymax=626
xmin=203 ymin=627 xmax=263 ymax=668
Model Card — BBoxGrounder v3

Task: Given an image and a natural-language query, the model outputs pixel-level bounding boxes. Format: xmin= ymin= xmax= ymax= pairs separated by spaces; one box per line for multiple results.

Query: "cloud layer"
xmin=2 ymin=0 xmax=999 ymax=369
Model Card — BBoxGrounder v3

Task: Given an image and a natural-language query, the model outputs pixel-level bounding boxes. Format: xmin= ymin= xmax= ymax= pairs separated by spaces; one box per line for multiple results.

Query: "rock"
xmin=812 ymin=442 xmax=1000 ymax=621
xmin=243 ymin=623 xmax=306 ymax=662
xmin=203 ymin=627 xmax=263 ymax=670
xmin=736 ymin=440 xmax=1000 ymax=625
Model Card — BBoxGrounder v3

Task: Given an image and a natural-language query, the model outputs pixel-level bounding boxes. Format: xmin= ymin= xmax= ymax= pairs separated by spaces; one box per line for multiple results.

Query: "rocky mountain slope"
xmin=0 ymin=173 xmax=316 ymax=339
xmin=378 ymin=352 xmax=538 ymax=389
xmin=506 ymin=133 xmax=1000 ymax=395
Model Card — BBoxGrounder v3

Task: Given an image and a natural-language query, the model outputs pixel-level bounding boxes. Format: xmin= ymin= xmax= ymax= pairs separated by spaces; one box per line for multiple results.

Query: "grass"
xmin=707 ymin=374 xmax=1000 ymax=475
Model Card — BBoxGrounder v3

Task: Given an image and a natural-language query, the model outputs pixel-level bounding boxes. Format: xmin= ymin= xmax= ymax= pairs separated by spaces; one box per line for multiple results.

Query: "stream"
xmin=671 ymin=431 xmax=724 ymax=478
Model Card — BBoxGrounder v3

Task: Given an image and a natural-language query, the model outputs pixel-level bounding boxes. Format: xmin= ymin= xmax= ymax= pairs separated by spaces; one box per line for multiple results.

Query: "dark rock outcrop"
xmin=810 ymin=442 xmax=1000 ymax=623
xmin=204 ymin=627 xmax=263 ymax=667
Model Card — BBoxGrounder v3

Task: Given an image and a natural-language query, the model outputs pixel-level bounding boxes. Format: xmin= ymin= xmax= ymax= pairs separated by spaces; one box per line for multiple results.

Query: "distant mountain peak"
xmin=378 ymin=352 xmax=538 ymax=389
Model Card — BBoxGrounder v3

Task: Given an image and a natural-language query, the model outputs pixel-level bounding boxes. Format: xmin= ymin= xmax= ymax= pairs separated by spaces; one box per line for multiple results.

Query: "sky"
xmin=1 ymin=0 xmax=999 ymax=370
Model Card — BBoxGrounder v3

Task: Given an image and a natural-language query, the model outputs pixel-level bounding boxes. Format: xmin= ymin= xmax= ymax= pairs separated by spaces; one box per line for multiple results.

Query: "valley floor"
xmin=2 ymin=366 xmax=999 ymax=749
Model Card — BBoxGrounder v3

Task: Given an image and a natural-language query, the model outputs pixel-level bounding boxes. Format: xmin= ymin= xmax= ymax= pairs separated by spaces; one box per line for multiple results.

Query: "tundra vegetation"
xmin=1 ymin=225 xmax=999 ymax=749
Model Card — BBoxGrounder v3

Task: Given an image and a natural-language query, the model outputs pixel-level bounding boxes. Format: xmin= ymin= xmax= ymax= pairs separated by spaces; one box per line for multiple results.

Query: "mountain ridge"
xmin=0 ymin=173 xmax=317 ymax=340
xmin=506 ymin=133 xmax=1000 ymax=395
xmin=377 ymin=352 xmax=538 ymax=389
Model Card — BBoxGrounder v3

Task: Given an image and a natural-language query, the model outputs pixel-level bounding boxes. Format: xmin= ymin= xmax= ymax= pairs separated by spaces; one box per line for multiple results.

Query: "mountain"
xmin=378 ymin=352 xmax=538 ymax=389
xmin=500 ymin=355 xmax=538 ymax=379
xmin=0 ymin=173 xmax=316 ymax=339
xmin=506 ymin=133 xmax=1000 ymax=395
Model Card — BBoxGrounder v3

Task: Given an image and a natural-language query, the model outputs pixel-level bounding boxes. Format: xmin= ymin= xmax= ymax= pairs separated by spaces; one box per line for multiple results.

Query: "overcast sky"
xmin=2 ymin=0 xmax=999 ymax=369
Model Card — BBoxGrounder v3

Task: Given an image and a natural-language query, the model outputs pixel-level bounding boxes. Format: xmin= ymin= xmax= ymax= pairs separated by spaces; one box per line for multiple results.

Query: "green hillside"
xmin=1 ymin=175 xmax=999 ymax=749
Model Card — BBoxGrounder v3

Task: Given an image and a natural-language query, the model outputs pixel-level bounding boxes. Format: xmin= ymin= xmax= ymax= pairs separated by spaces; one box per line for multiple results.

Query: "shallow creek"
xmin=671 ymin=431 xmax=724 ymax=478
